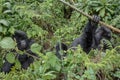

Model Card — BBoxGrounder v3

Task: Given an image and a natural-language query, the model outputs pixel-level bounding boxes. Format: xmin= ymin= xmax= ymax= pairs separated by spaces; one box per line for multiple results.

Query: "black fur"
xmin=56 ymin=15 xmax=111 ymax=58
xmin=91 ymin=26 xmax=111 ymax=50
xmin=55 ymin=42 xmax=68 ymax=59
xmin=64 ymin=6 xmax=73 ymax=19
xmin=71 ymin=15 xmax=100 ymax=53
xmin=1 ymin=30 xmax=37 ymax=73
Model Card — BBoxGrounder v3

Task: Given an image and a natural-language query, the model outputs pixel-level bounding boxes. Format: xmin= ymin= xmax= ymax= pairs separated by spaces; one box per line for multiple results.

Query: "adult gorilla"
xmin=56 ymin=15 xmax=111 ymax=59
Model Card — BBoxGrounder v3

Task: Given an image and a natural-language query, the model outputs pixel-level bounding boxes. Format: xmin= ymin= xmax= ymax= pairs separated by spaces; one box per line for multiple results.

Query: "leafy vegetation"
xmin=0 ymin=0 xmax=120 ymax=80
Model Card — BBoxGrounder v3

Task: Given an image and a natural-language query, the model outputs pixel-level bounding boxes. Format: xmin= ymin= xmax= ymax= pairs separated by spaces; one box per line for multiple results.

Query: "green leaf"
xmin=100 ymin=8 xmax=105 ymax=17
xmin=31 ymin=43 xmax=42 ymax=53
xmin=6 ymin=53 xmax=15 ymax=63
xmin=15 ymin=59 xmax=21 ymax=69
xmin=113 ymin=71 xmax=120 ymax=78
xmin=3 ymin=2 xmax=11 ymax=9
xmin=46 ymin=52 xmax=61 ymax=71
xmin=0 ymin=26 xmax=2 ymax=32
xmin=0 ymin=36 xmax=1 ymax=41
xmin=8 ymin=27 xmax=15 ymax=34
xmin=95 ymin=6 xmax=103 ymax=12
xmin=0 ymin=37 xmax=15 ymax=49
xmin=3 ymin=10 xmax=12 ymax=14
xmin=106 ymin=7 xmax=114 ymax=14
xmin=43 ymin=71 xmax=56 ymax=79
xmin=0 ymin=19 xmax=9 ymax=26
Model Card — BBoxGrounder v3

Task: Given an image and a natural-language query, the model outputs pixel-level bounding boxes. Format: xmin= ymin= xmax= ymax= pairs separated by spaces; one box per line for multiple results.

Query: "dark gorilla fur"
xmin=56 ymin=15 xmax=111 ymax=59
xmin=56 ymin=42 xmax=68 ymax=59
xmin=1 ymin=30 xmax=38 ymax=73
xmin=91 ymin=26 xmax=111 ymax=50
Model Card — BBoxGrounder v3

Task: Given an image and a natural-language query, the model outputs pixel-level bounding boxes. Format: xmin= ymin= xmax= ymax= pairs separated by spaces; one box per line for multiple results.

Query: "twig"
xmin=60 ymin=0 xmax=120 ymax=33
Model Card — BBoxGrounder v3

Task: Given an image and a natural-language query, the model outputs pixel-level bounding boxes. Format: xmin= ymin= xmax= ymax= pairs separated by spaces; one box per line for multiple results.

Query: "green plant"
xmin=0 ymin=0 xmax=120 ymax=80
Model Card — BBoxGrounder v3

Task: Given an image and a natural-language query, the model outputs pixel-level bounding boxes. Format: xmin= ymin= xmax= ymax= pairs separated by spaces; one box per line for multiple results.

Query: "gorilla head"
xmin=13 ymin=30 xmax=29 ymax=50
xmin=92 ymin=26 xmax=111 ymax=50
xmin=95 ymin=26 xmax=111 ymax=39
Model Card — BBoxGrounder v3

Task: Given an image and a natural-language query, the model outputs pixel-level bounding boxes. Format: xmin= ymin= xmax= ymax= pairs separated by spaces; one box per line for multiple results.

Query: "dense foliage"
xmin=0 ymin=0 xmax=120 ymax=80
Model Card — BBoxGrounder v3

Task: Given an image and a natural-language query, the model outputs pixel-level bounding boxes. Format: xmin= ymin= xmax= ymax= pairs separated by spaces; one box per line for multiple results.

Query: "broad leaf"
xmin=3 ymin=10 xmax=12 ymax=14
xmin=6 ymin=53 xmax=15 ymax=63
xmin=31 ymin=43 xmax=42 ymax=53
xmin=0 ymin=19 xmax=9 ymax=26
xmin=3 ymin=2 xmax=11 ymax=9
xmin=0 ymin=37 xmax=15 ymax=49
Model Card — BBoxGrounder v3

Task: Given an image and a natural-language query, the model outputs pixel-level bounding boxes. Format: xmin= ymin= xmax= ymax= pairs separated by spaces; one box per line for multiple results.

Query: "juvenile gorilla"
xmin=56 ymin=15 xmax=111 ymax=58
xmin=1 ymin=30 xmax=37 ymax=73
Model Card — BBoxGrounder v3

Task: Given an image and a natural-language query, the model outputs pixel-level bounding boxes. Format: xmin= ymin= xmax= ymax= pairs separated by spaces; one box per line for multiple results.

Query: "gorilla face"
xmin=17 ymin=39 xmax=28 ymax=50
xmin=102 ymin=27 xmax=111 ymax=40
xmin=95 ymin=26 xmax=111 ymax=42
xmin=93 ymin=26 xmax=112 ymax=49
xmin=13 ymin=30 xmax=29 ymax=51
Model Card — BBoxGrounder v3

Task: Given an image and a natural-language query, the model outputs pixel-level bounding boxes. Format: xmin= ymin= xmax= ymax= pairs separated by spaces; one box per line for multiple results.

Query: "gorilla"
xmin=56 ymin=15 xmax=111 ymax=59
xmin=1 ymin=30 xmax=38 ymax=73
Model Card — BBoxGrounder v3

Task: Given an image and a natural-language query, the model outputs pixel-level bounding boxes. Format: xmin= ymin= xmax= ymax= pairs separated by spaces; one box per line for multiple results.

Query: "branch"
xmin=60 ymin=0 xmax=120 ymax=33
